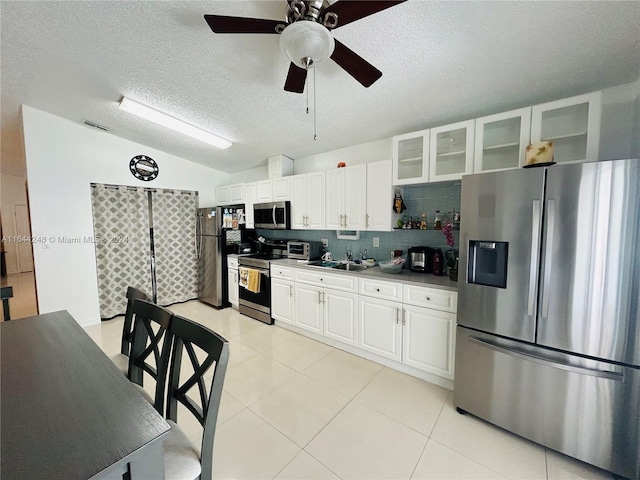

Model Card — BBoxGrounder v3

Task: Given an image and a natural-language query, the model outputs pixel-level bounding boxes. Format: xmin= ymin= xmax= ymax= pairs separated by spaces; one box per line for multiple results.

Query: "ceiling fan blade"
xmin=323 ymin=0 xmax=407 ymax=29
xmin=204 ymin=15 xmax=284 ymax=34
xmin=284 ymin=63 xmax=307 ymax=93
xmin=330 ymin=39 xmax=382 ymax=88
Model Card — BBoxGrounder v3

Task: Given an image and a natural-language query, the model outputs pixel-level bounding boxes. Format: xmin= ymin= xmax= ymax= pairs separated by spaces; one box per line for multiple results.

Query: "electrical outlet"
xmin=373 ymin=237 xmax=379 ymax=247
xmin=321 ymin=238 xmax=328 ymax=248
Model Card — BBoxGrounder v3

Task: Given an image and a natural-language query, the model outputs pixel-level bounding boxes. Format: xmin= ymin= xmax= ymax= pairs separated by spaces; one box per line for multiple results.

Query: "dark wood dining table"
xmin=0 ymin=310 xmax=170 ymax=479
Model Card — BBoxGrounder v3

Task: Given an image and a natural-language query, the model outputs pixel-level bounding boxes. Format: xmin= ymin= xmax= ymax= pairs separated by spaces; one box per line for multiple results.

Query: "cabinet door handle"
xmin=344 ymin=214 xmax=348 ymax=227
xmin=323 ymin=292 xmax=327 ymax=304
xmin=318 ymin=292 xmax=322 ymax=304
xmin=396 ymin=307 xmax=400 ymax=324
xmin=366 ymin=213 xmax=370 ymax=228
xmin=402 ymin=308 xmax=406 ymax=325
xmin=289 ymin=285 xmax=293 ymax=296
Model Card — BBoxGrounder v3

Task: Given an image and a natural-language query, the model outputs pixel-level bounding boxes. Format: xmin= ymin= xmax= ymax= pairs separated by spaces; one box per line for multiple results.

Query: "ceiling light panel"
xmin=119 ymin=97 xmax=232 ymax=149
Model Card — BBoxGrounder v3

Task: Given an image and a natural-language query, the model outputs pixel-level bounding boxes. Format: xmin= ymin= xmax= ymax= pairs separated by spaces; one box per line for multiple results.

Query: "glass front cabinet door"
xmin=474 ymin=107 xmax=532 ymax=173
xmin=530 ymin=91 xmax=602 ymax=164
xmin=429 ymin=120 xmax=475 ymax=182
xmin=392 ymin=129 xmax=430 ymax=185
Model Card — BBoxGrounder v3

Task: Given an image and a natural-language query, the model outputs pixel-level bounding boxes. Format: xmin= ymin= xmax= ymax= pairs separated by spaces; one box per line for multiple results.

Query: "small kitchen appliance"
xmin=287 ymin=240 xmax=323 ymax=260
xmin=408 ymin=246 xmax=437 ymax=273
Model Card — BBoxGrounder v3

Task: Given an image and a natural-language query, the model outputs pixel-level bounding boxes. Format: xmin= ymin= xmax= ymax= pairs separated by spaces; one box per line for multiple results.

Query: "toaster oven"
xmin=287 ymin=241 xmax=323 ymax=260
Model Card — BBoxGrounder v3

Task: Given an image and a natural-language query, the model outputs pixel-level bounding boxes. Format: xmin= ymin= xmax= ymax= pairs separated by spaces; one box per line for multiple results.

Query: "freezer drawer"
xmin=454 ymin=327 xmax=640 ymax=479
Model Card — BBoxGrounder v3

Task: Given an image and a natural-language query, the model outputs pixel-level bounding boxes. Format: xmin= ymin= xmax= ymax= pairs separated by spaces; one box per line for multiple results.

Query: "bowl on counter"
xmin=378 ymin=259 xmax=405 ymax=274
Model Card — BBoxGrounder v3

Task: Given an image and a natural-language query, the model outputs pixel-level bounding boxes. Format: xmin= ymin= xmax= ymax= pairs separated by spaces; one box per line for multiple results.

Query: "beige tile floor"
xmin=85 ymin=300 xmax=618 ymax=480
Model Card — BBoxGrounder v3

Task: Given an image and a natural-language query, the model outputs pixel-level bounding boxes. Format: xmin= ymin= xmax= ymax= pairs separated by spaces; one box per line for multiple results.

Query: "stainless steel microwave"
xmin=253 ymin=201 xmax=291 ymax=230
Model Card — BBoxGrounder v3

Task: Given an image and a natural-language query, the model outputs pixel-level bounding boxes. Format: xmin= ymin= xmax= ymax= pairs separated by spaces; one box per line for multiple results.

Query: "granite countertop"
xmin=270 ymin=258 xmax=458 ymax=292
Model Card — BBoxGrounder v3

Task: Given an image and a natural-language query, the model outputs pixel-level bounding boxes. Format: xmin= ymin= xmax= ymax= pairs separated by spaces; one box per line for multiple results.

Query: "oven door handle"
xmin=239 ymin=266 xmax=270 ymax=277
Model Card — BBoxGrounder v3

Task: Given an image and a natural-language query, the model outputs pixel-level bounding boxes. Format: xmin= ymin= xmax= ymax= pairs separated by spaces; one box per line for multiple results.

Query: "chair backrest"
xmin=128 ymin=299 xmax=173 ymax=414
xmin=166 ymin=315 xmax=229 ymax=480
xmin=1 ymin=286 xmax=14 ymax=321
xmin=121 ymin=286 xmax=150 ymax=355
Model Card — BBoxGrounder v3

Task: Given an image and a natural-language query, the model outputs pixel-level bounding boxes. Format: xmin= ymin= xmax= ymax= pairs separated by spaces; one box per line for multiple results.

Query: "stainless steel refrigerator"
xmin=455 ymin=158 xmax=640 ymax=479
xmin=196 ymin=206 xmax=245 ymax=308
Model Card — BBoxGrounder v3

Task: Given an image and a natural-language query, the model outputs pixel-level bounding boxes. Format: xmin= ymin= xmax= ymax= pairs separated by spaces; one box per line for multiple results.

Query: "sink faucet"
xmin=345 ymin=249 xmax=353 ymax=261
xmin=359 ymin=249 xmax=368 ymax=260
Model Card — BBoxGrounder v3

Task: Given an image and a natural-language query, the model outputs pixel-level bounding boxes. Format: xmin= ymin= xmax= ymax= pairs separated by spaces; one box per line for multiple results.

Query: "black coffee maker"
xmin=408 ymin=246 xmax=438 ymax=273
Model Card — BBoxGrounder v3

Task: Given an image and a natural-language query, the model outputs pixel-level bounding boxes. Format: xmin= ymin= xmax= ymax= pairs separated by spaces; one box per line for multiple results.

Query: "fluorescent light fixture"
xmin=119 ymin=97 xmax=232 ymax=149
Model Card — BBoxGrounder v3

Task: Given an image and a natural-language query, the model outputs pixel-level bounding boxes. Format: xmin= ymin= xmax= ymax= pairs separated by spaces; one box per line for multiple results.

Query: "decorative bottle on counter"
xmin=434 ymin=210 xmax=442 ymax=230
xmin=433 ymin=249 xmax=443 ymax=276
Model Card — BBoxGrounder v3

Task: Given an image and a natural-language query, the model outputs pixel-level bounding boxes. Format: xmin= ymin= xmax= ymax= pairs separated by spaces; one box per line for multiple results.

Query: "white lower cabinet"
xmin=359 ymin=296 xmax=402 ymax=362
xmin=271 ymin=279 xmax=294 ymax=325
xmin=294 ymin=283 xmax=358 ymax=342
xmin=324 ymin=289 xmax=358 ymax=347
xmin=294 ymin=283 xmax=324 ymax=335
xmin=227 ymin=269 xmax=238 ymax=307
xmin=271 ymin=263 xmax=457 ymax=384
xmin=402 ymin=304 xmax=455 ymax=378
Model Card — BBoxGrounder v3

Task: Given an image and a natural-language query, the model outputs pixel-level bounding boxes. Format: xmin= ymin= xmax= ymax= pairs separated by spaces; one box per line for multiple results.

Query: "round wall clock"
xmin=129 ymin=155 xmax=159 ymax=181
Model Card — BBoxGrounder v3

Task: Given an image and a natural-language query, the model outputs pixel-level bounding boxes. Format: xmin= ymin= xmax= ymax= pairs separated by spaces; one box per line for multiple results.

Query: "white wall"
xmin=1 ymin=172 xmax=29 ymax=274
xmin=293 ymin=138 xmax=392 ymax=174
xmin=22 ymin=106 xmax=228 ymax=326
xmin=599 ymin=81 xmax=640 ymax=160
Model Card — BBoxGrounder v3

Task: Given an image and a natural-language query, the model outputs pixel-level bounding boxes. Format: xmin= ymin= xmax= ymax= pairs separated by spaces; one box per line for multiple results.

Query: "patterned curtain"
xmin=90 ymin=185 xmax=152 ymax=319
xmin=151 ymin=189 xmax=198 ymax=305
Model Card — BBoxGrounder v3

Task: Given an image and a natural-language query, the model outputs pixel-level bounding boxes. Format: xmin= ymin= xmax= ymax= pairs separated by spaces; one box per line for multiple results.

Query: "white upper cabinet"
xmin=228 ymin=183 xmax=245 ymax=204
xmin=215 ymin=185 xmax=230 ymax=205
xmin=256 ymin=180 xmax=272 ymax=202
xmin=474 ymin=107 xmax=532 ymax=173
xmin=366 ymin=160 xmax=398 ymax=231
xmin=272 ymin=177 xmax=291 ymax=200
xmin=531 ymin=91 xmax=602 ymax=164
xmin=291 ymin=172 xmax=325 ymax=230
xmin=429 ymin=120 xmax=475 ymax=182
xmin=244 ymin=182 xmax=257 ymax=228
xmin=326 ymin=165 xmax=367 ymax=230
xmin=392 ymin=129 xmax=430 ymax=185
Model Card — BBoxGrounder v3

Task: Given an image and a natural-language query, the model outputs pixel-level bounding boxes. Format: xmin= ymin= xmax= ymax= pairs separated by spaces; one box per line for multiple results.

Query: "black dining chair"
xmin=1 ymin=286 xmax=13 ymax=321
xmin=109 ymin=286 xmax=151 ymax=374
xmin=121 ymin=286 xmax=151 ymax=356
xmin=127 ymin=299 xmax=174 ymax=413
xmin=160 ymin=315 xmax=229 ymax=480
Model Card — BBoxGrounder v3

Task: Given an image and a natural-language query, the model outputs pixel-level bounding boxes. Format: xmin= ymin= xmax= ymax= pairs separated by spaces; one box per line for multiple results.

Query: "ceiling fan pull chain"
xmin=313 ymin=67 xmax=317 ymax=141
xmin=306 ymin=68 xmax=310 ymax=115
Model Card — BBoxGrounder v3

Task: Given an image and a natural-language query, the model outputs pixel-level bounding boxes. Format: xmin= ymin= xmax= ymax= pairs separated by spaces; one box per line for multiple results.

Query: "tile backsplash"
xmin=257 ymin=181 xmax=461 ymax=262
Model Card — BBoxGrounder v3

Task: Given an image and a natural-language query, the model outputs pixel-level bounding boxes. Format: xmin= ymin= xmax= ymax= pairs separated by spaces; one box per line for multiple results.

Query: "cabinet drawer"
xmin=228 ymin=257 xmax=239 ymax=270
xmin=271 ymin=265 xmax=293 ymax=280
xmin=403 ymin=284 xmax=457 ymax=313
xmin=359 ymin=278 xmax=402 ymax=302
xmin=295 ymin=269 xmax=358 ymax=292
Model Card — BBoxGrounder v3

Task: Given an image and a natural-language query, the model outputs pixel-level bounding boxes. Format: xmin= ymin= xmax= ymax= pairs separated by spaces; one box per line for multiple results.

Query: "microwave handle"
xmin=272 ymin=204 xmax=277 ymax=227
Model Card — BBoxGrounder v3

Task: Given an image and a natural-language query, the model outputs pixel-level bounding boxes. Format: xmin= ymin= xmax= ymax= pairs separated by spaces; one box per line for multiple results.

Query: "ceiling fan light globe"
xmin=279 ymin=20 xmax=335 ymax=68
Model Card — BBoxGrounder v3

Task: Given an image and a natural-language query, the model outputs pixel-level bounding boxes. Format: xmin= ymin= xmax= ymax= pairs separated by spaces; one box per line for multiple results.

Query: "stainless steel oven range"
xmin=238 ymin=254 xmax=277 ymax=324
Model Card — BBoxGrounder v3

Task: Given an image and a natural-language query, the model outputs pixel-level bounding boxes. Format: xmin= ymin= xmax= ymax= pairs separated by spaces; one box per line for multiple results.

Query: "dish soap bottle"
xmin=434 ymin=210 xmax=442 ymax=230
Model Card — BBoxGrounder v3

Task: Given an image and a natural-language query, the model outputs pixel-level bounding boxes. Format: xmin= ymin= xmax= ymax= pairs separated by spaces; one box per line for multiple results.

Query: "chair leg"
xmin=2 ymin=299 xmax=10 ymax=321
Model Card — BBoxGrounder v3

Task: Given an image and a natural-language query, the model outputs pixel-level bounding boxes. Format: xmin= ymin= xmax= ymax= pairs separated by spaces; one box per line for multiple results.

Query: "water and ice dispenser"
xmin=467 ymin=241 xmax=508 ymax=288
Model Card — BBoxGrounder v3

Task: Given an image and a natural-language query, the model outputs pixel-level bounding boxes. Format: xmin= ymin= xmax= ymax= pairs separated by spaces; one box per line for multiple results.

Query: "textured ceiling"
xmin=2 ymin=1 xmax=639 ymax=178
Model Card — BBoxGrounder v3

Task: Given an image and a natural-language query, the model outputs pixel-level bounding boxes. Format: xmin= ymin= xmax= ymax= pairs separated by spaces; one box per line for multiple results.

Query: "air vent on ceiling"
xmin=83 ymin=119 xmax=110 ymax=132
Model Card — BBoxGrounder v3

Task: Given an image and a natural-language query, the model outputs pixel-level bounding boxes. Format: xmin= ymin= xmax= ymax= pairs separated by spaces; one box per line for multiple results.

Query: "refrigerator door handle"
xmin=468 ymin=336 xmax=623 ymax=381
xmin=541 ymin=199 xmax=555 ymax=319
xmin=196 ymin=216 xmax=202 ymax=258
xmin=272 ymin=205 xmax=277 ymax=227
xmin=527 ymin=200 xmax=541 ymax=316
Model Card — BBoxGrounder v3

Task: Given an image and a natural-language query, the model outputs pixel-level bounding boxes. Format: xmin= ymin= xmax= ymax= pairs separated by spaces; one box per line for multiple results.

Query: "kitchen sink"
xmin=332 ymin=263 xmax=369 ymax=272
